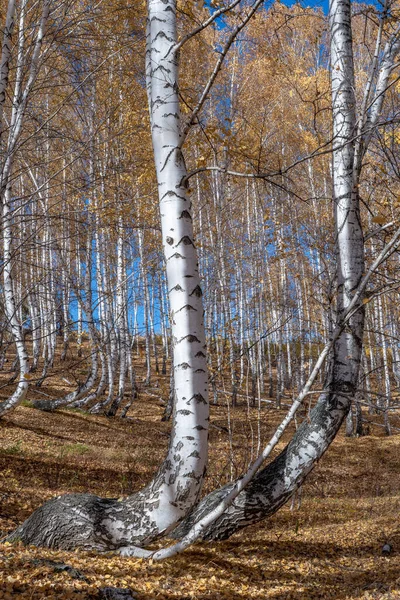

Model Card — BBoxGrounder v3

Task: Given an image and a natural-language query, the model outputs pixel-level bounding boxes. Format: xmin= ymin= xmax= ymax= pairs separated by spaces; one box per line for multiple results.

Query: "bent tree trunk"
xmin=5 ymin=0 xmax=209 ymax=551
xmin=5 ymin=0 xmax=390 ymax=553
xmin=174 ymin=0 xmax=365 ymax=542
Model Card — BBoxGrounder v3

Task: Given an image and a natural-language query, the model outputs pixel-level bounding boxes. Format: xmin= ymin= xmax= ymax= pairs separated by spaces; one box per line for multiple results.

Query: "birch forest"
xmin=1 ymin=0 xmax=400 ymax=598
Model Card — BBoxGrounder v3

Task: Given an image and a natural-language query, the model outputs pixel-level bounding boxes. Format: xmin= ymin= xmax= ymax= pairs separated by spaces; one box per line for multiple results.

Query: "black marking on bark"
xmin=188 ymin=450 xmax=201 ymax=459
xmin=153 ymin=31 xmax=173 ymax=43
xmin=177 ymin=409 xmax=193 ymax=416
xmin=153 ymin=64 xmax=171 ymax=76
xmin=190 ymin=285 xmax=202 ymax=297
xmin=170 ymin=284 xmax=183 ymax=292
xmin=183 ymin=471 xmax=202 ymax=483
xmin=177 ymin=362 xmax=190 ymax=370
xmin=160 ymin=190 xmax=187 ymax=202
xmin=189 ymin=393 xmax=207 ymax=405
xmin=150 ymin=14 xmax=167 ymax=22
xmin=179 ymin=210 xmax=192 ymax=220
xmin=184 ymin=274 xmax=194 ymax=278
xmin=176 ymin=304 xmax=197 ymax=313
xmin=175 ymin=441 xmax=184 ymax=452
xmin=184 ymin=435 xmax=195 ymax=441
xmin=168 ymin=252 xmax=185 ymax=260
xmin=177 ymin=235 xmax=194 ymax=246
xmin=195 ymin=368 xmax=206 ymax=373
xmin=195 ymin=351 xmax=206 ymax=358
xmin=166 ymin=237 xmax=174 ymax=245
xmin=178 ymin=334 xmax=200 ymax=344
xmin=194 ymin=425 xmax=206 ymax=430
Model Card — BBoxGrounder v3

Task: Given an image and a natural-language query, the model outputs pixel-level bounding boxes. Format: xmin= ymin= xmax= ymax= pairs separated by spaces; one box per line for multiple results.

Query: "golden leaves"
xmin=1 ymin=393 xmax=400 ymax=599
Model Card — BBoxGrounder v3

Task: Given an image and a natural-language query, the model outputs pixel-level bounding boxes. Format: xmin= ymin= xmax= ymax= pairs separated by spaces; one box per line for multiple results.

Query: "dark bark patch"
xmin=176 ymin=304 xmax=197 ymax=313
xmin=188 ymin=450 xmax=201 ymax=459
xmin=189 ymin=393 xmax=207 ymax=404
xmin=153 ymin=31 xmax=172 ymax=42
xmin=190 ymin=285 xmax=202 ymax=297
xmin=168 ymin=252 xmax=185 ymax=260
xmin=177 ymin=235 xmax=194 ymax=246
xmin=161 ymin=190 xmax=186 ymax=202
xmin=178 ymin=334 xmax=200 ymax=343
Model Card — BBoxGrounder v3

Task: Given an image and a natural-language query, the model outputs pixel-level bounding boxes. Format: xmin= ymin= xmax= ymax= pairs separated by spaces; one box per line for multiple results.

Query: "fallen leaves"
xmin=1 ymin=400 xmax=400 ymax=598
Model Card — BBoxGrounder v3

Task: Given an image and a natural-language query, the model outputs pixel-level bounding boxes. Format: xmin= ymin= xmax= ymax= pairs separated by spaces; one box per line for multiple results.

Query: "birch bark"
xmin=5 ymin=0 xmax=209 ymax=551
xmin=172 ymin=0 xmax=371 ymax=542
xmin=0 ymin=0 xmax=50 ymax=416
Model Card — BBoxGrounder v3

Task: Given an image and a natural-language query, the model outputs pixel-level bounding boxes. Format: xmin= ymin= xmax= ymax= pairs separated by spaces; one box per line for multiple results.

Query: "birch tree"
xmin=0 ymin=0 xmax=50 ymax=416
xmin=4 ymin=0 xmax=210 ymax=551
xmin=3 ymin=0 xmax=400 ymax=556
xmin=171 ymin=0 xmax=400 ymax=542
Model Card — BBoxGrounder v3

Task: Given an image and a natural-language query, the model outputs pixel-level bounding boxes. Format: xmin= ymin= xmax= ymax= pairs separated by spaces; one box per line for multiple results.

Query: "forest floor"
xmin=1 ymin=352 xmax=400 ymax=599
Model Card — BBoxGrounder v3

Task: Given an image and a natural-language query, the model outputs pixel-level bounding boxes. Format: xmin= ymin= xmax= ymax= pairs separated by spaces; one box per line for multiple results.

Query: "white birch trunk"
xmin=0 ymin=0 xmax=50 ymax=415
xmin=7 ymin=0 xmax=209 ymax=550
xmin=0 ymin=185 xmax=30 ymax=415
xmin=141 ymin=0 xmax=209 ymax=526
xmin=171 ymin=0 xmax=367 ymax=542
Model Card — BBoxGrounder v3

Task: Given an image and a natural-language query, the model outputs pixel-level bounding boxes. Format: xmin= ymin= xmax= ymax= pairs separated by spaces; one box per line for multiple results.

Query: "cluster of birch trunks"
xmin=1 ymin=0 xmax=400 ymax=557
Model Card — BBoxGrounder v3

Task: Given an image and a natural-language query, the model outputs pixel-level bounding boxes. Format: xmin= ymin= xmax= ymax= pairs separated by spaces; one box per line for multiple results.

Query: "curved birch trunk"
xmin=5 ymin=0 xmax=209 ymax=551
xmin=173 ymin=0 xmax=365 ymax=542
xmin=71 ymin=347 xmax=108 ymax=410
